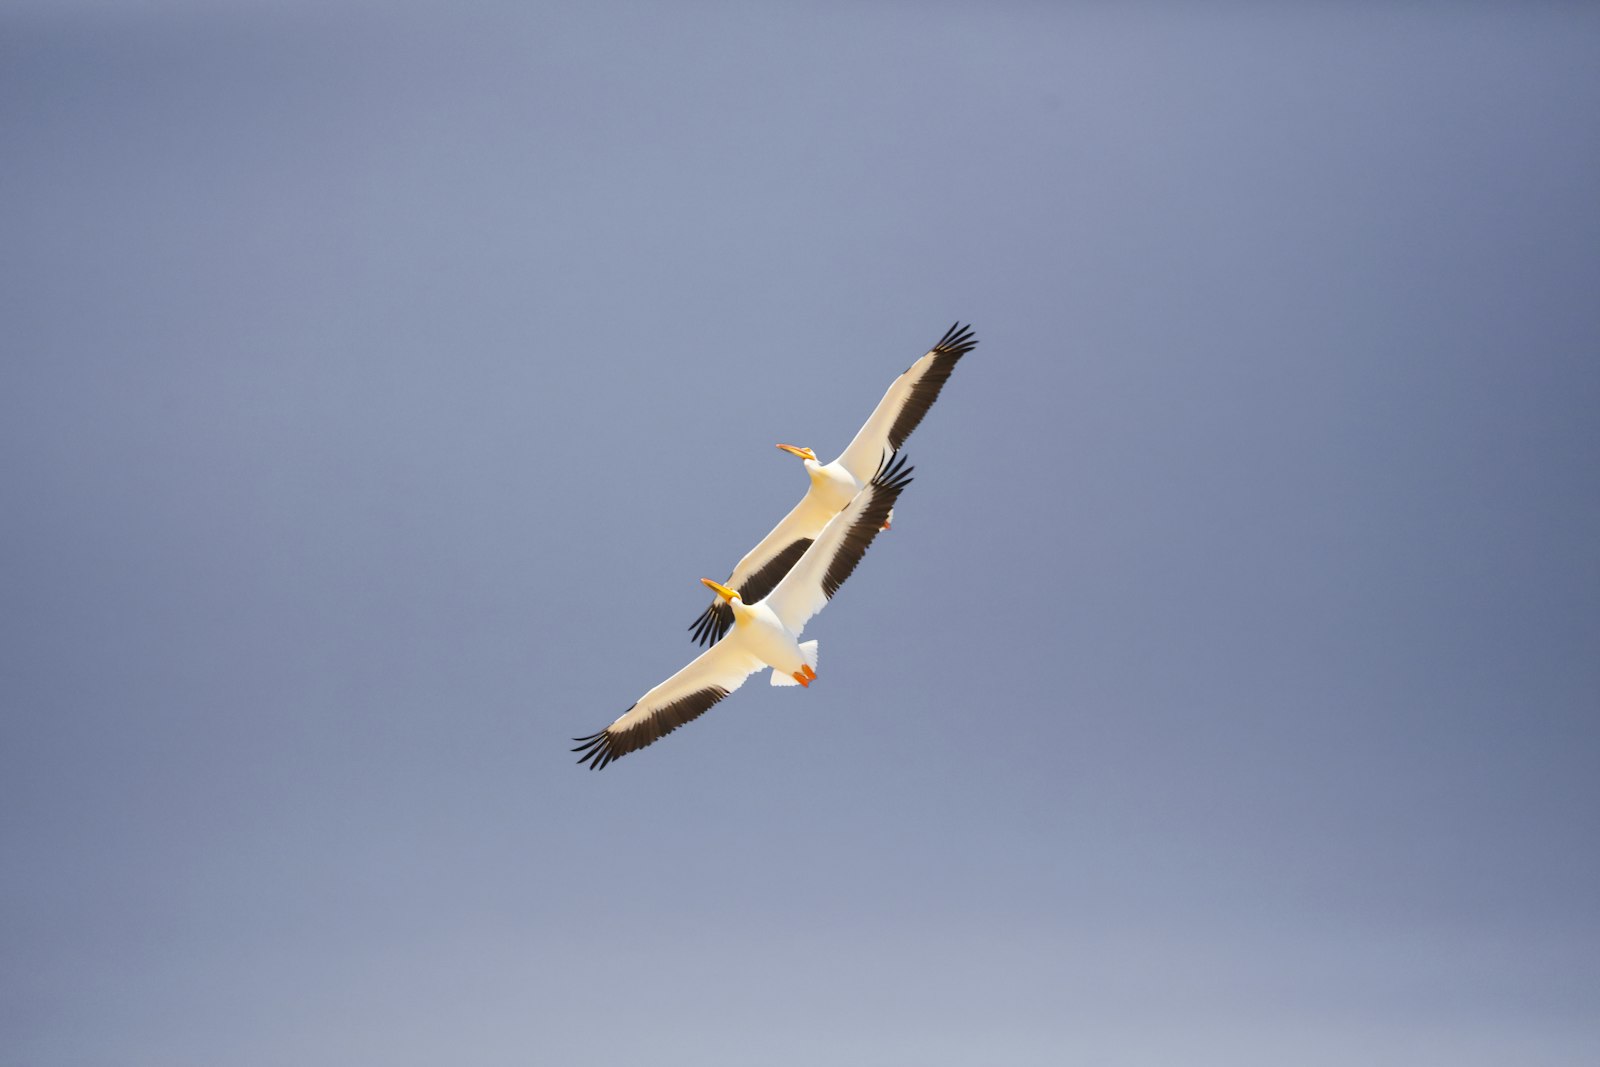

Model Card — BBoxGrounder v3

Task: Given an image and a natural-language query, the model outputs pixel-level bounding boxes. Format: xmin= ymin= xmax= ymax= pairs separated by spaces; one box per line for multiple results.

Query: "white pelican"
xmin=573 ymin=453 xmax=914 ymax=769
xmin=687 ymin=322 xmax=976 ymax=646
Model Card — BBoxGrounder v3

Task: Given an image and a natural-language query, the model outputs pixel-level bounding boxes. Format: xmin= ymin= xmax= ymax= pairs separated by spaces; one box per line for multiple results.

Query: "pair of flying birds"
xmin=573 ymin=323 xmax=979 ymax=769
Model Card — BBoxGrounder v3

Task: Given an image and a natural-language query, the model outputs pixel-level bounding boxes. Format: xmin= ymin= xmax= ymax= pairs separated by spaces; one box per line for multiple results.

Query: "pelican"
xmin=688 ymin=322 xmax=976 ymax=646
xmin=573 ymin=454 xmax=914 ymax=769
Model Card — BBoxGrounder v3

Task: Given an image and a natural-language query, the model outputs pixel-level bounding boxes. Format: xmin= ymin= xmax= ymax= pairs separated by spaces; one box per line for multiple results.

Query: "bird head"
xmin=776 ymin=443 xmax=818 ymax=462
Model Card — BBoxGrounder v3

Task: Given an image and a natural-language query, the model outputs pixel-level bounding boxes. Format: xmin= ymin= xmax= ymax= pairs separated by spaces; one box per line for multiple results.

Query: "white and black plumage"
xmin=687 ymin=323 xmax=976 ymax=647
xmin=573 ymin=454 xmax=914 ymax=769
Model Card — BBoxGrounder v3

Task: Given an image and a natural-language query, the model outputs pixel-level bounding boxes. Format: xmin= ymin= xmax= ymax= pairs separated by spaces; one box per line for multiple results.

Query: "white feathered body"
xmin=728 ymin=598 xmax=821 ymax=686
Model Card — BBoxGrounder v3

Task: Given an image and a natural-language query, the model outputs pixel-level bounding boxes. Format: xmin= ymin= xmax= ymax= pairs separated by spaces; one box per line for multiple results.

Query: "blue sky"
xmin=3 ymin=3 xmax=1598 ymax=1064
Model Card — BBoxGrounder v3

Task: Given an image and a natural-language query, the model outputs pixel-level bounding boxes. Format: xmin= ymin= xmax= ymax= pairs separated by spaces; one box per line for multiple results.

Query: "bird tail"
xmin=769 ymin=641 xmax=820 ymax=686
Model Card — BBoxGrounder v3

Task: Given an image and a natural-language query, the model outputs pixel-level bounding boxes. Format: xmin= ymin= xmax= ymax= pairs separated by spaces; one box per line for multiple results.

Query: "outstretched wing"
xmin=834 ymin=323 xmax=976 ymax=483
xmin=762 ymin=453 xmax=915 ymax=636
xmin=572 ymin=638 xmax=766 ymax=770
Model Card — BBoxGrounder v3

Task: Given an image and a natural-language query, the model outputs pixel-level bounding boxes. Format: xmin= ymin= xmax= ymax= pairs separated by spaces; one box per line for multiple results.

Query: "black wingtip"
xmin=687 ymin=598 xmax=733 ymax=646
xmin=933 ymin=321 xmax=978 ymax=357
xmin=688 ymin=602 xmax=716 ymax=646
xmin=873 ymin=450 xmax=914 ymax=491
xmin=572 ymin=729 xmax=616 ymax=770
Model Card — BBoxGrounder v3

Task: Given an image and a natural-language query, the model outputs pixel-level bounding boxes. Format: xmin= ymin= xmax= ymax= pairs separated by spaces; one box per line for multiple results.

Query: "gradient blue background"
xmin=4 ymin=2 xmax=1598 ymax=1063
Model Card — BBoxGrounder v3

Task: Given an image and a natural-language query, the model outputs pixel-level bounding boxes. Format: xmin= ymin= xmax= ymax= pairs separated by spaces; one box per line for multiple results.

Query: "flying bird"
xmin=574 ymin=454 xmax=915 ymax=769
xmin=687 ymin=322 xmax=976 ymax=647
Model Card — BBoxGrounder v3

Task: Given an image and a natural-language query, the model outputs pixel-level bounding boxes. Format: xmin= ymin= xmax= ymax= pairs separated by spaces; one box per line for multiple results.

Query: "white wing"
xmin=833 ymin=323 xmax=977 ymax=483
xmin=763 ymin=453 xmax=915 ymax=636
xmin=573 ymin=636 xmax=767 ymax=769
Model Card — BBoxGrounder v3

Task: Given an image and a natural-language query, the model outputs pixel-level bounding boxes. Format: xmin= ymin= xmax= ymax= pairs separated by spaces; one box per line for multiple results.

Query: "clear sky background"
xmin=3 ymin=2 xmax=1598 ymax=1064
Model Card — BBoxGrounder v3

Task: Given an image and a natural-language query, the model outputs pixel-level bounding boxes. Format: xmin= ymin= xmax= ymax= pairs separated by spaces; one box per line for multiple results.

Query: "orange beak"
xmin=700 ymin=578 xmax=739 ymax=602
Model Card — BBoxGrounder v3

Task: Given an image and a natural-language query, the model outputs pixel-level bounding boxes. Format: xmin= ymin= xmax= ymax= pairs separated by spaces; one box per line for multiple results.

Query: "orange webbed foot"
xmin=791 ymin=671 xmax=811 ymax=687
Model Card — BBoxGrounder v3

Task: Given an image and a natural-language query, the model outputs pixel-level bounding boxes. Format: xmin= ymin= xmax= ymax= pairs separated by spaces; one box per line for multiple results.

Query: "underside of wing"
xmin=836 ymin=323 xmax=977 ymax=482
xmin=764 ymin=452 xmax=915 ymax=634
xmin=573 ymin=640 xmax=764 ymax=769
xmin=689 ymin=537 xmax=813 ymax=646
